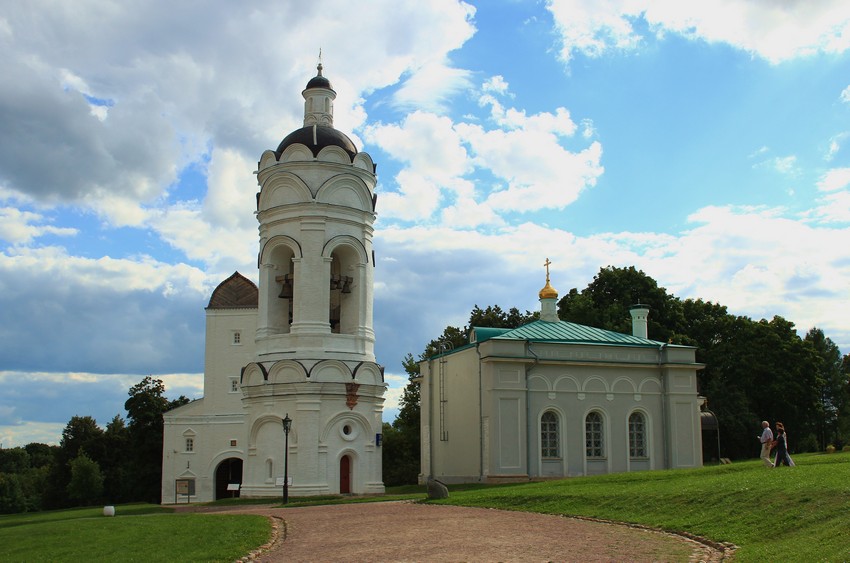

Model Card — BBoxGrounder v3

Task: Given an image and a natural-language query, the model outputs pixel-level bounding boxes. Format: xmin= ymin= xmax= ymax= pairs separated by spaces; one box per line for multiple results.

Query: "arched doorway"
xmin=215 ymin=458 xmax=243 ymax=500
xmin=339 ymin=455 xmax=351 ymax=494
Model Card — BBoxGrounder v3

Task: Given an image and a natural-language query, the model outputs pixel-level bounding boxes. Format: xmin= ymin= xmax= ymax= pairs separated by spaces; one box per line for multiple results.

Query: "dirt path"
xmin=177 ymin=501 xmax=732 ymax=562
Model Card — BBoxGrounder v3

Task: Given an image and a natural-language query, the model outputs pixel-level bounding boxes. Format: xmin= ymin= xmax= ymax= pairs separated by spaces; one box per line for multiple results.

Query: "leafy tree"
xmin=382 ymin=354 xmax=422 ymax=486
xmin=805 ymin=328 xmax=848 ymax=449
xmin=66 ymin=453 xmax=104 ymax=506
xmin=468 ymin=305 xmax=537 ymax=330
xmin=838 ymin=354 xmax=850 ymax=445
xmin=0 ymin=444 xmax=56 ymax=512
xmin=125 ymin=376 xmax=189 ymax=503
xmin=558 ymin=265 xmax=682 ymax=342
xmin=0 ymin=473 xmax=26 ymax=514
xmin=102 ymin=415 xmax=130 ymax=503
xmin=24 ymin=443 xmax=57 ymax=469
xmin=44 ymin=416 xmax=106 ymax=509
xmin=0 ymin=447 xmax=30 ymax=474
xmin=18 ymin=465 xmax=50 ymax=512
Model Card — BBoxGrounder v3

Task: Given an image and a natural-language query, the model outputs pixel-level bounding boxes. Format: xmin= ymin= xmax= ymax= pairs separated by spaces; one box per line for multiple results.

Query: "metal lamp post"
xmin=282 ymin=413 xmax=291 ymax=504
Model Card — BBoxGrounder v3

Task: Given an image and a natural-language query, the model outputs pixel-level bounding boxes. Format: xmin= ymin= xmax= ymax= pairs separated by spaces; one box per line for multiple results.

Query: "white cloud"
xmin=546 ymin=0 xmax=850 ymax=64
xmin=0 ymin=422 xmax=66 ymax=448
xmin=841 ymin=85 xmax=850 ymax=103
xmin=0 ymin=0 xmax=479 ymax=246
xmin=817 ymin=167 xmax=850 ymax=192
xmin=752 ymin=152 xmax=800 ymax=176
xmin=0 ymin=246 xmax=211 ymax=376
xmin=772 ymin=155 xmax=799 ymax=175
xmin=366 ymin=111 xmax=473 ymax=221
xmin=393 ymin=62 xmax=475 ymax=113
xmin=482 ymin=75 xmax=511 ymax=96
xmin=0 ymin=207 xmax=77 ymax=244
xmin=382 ymin=372 xmax=408 ymax=411
xmin=810 ymin=191 xmax=850 ymax=223
xmin=377 ymin=203 xmax=850 ymax=355
xmin=145 ymin=148 xmax=258 ymax=275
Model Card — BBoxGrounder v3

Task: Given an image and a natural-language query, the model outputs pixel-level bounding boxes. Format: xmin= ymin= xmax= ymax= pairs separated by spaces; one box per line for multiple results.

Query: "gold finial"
xmin=539 ymin=257 xmax=558 ymax=299
xmin=317 ymin=48 xmax=323 ymax=75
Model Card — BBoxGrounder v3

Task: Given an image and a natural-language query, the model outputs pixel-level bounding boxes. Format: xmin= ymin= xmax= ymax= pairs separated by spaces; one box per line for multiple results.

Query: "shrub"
xmin=796 ymin=433 xmax=819 ymax=453
xmin=843 ymin=445 xmax=850 ymax=453
xmin=826 ymin=445 xmax=836 ymax=454
xmin=66 ymin=454 xmax=104 ymax=506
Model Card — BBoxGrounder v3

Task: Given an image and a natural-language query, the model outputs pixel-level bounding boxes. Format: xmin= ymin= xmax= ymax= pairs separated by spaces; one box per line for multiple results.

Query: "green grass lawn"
xmin=3 ymin=455 xmax=847 ymax=561
xmin=427 ymin=452 xmax=850 ymax=562
xmin=0 ymin=504 xmax=269 ymax=562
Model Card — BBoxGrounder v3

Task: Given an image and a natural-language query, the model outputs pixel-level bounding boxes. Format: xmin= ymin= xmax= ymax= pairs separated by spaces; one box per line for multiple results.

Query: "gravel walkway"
xmin=177 ymin=501 xmax=733 ymax=562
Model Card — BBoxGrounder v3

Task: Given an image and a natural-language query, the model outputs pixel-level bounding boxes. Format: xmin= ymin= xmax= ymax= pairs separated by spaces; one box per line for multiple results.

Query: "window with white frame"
xmin=230 ymin=378 xmax=239 ymax=393
xmin=541 ymin=411 xmax=560 ymax=458
xmin=233 ymin=331 xmax=241 ymax=345
xmin=185 ymin=437 xmax=194 ymax=452
xmin=585 ymin=412 xmax=604 ymax=458
xmin=629 ymin=412 xmax=647 ymax=458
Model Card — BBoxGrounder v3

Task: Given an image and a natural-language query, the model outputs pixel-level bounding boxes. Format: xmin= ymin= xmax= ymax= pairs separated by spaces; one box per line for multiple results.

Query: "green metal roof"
xmin=484 ymin=320 xmax=663 ymax=347
xmin=470 ymin=327 xmax=512 ymax=343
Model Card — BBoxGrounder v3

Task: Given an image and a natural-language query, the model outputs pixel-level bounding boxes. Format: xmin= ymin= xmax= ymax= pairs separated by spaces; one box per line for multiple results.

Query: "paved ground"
xmin=178 ymin=501 xmax=733 ymax=562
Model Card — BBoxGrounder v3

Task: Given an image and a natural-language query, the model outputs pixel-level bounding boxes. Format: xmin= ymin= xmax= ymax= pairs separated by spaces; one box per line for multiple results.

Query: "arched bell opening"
xmin=268 ymin=244 xmax=295 ymax=334
xmin=329 ymin=246 xmax=359 ymax=335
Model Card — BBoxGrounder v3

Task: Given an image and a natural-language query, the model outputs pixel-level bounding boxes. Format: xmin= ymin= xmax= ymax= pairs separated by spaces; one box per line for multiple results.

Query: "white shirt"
xmin=760 ymin=427 xmax=773 ymax=444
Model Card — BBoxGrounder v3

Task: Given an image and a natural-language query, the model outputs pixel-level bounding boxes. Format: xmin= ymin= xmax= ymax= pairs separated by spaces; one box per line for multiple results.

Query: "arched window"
xmin=540 ymin=411 xmax=559 ymax=458
xmin=266 ymin=459 xmax=273 ymax=481
xmin=585 ymin=412 xmax=604 ymax=458
xmin=629 ymin=412 xmax=647 ymax=458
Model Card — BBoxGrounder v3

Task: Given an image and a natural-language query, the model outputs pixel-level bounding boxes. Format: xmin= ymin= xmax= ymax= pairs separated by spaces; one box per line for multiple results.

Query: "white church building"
xmin=419 ymin=265 xmax=705 ymax=484
xmin=161 ymin=64 xmax=386 ymax=503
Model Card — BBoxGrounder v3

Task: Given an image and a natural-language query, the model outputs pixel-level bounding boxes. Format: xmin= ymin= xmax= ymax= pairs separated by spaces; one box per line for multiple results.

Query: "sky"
xmin=2 ymin=0 xmax=849 ymax=448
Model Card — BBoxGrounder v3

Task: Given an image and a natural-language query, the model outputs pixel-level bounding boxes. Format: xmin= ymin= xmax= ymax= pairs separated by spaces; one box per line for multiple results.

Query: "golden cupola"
xmin=539 ymin=258 xmax=559 ymax=322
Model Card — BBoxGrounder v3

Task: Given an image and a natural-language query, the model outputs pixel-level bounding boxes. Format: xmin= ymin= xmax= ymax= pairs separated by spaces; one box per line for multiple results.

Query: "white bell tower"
xmin=238 ymin=63 xmax=385 ymax=497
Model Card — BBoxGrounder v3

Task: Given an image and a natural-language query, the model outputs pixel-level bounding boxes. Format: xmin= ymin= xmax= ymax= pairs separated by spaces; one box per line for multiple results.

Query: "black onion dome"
xmin=305 ymin=61 xmax=333 ymax=91
xmin=275 ymin=126 xmax=358 ymax=160
xmin=305 ymin=73 xmax=332 ymax=90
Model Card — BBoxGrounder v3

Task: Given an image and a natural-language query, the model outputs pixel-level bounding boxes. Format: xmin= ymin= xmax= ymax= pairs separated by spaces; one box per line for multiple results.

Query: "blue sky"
xmin=1 ymin=1 xmax=849 ymax=447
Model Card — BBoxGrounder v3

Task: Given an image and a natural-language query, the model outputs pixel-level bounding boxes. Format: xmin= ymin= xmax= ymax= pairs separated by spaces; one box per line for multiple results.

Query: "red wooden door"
xmin=340 ymin=455 xmax=351 ymax=494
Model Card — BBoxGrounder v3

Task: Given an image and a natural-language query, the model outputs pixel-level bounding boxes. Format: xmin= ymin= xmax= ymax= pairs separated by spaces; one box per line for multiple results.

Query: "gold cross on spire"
xmin=544 ymin=257 xmax=552 ymax=282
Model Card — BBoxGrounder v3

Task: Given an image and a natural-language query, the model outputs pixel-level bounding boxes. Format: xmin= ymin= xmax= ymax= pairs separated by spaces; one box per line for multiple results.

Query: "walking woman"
xmin=773 ymin=422 xmax=795 ymax=467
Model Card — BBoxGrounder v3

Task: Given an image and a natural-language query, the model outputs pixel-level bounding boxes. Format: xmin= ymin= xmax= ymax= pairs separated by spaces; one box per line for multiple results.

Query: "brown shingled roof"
xmin=207 ymin=272 xmax=258 ymax=309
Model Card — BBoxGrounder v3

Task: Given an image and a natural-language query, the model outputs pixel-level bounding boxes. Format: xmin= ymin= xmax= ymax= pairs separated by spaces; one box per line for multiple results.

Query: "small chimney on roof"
xmin=629 ymin=303 xmax=649 ymax=339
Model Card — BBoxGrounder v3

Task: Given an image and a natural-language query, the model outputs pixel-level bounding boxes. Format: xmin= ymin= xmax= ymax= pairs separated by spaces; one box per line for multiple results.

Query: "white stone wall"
xmin=420 ymin=338 xmax=703 ymax=484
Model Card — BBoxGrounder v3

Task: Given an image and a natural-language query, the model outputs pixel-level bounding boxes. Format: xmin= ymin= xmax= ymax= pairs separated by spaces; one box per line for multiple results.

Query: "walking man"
xmin=759 ymin=420 xmax=774 ymax=467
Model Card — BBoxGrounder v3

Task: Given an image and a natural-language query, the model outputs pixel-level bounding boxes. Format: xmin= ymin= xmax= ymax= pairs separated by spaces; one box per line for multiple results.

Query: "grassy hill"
xmin=428 ymin=452 xmax=850 ymax=561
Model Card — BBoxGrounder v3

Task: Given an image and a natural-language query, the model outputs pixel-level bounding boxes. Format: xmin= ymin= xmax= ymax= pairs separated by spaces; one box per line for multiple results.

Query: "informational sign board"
xmin=176 ymin=479 xmax=195 ymax=495
xmin=227 ymin=483 xmax=240 ymax=491
xmin=275 ymin=477 xmax=293 ymax=486
xmin=175 ymin=478 xmax=195 ymax=503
